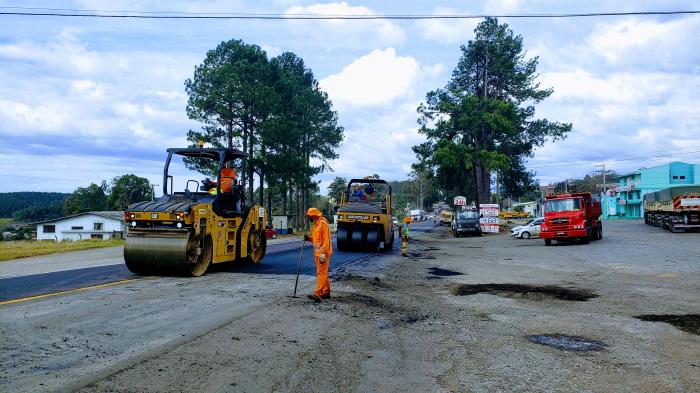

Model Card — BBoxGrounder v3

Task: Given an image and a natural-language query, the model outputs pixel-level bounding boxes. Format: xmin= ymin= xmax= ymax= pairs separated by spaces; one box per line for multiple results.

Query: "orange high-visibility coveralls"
xmin=310 ymin=213 xmax=333 ymax=297
xmin=208 ymin=167 xmax=237 ymax=194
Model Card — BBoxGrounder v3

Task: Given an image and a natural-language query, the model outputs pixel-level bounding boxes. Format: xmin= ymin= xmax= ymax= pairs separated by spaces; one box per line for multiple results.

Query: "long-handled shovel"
xmin=290 ymin=231 xmax=307 ymax=298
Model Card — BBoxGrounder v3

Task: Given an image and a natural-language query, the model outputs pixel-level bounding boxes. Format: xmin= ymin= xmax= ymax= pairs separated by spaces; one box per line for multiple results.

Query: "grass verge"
xmin=0 ymin=239 xmax=124 ymax=261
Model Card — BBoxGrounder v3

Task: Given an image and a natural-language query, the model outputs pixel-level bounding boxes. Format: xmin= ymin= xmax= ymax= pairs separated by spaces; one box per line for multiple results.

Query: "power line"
xmin=0 ymin=9 xmax=698 ymax=20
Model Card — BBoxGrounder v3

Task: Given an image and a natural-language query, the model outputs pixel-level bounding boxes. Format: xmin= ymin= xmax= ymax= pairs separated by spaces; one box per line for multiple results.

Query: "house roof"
xmin=31 ymin=211 xmax=124 ymax=225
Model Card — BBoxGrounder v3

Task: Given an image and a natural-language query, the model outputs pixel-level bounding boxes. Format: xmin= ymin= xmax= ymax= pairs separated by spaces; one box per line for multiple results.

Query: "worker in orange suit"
xmin=304 ymin=207 xmax=333 ymax=302
xmin=206 ymin=167 xmax=237 ymax=194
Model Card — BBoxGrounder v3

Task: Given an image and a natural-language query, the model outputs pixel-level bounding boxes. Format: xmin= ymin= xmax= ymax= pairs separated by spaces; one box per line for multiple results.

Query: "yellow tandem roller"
xmin=123 ymin=146 xmax=267 ymax=277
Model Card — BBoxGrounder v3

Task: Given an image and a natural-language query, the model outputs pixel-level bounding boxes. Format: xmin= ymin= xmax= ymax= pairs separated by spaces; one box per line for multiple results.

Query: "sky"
xmin=0 ymin=0 xmax=699 ymax=195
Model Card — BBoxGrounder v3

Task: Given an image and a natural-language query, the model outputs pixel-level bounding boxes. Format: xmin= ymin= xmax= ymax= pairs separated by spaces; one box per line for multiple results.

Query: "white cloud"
xmin=328 ymin=101 xmax=425 ymax=182
xmin=541 ymin=69 xmax=677 ymax=104
xmin=261 ymin=44 xmax=283 ymax=58
xmin=0 ymin=29 xmax=199 ymax=155
xmin=320 ymin=48 xmax=420 ymax=108
xmin=415 ymin=7 xmax=479 ymax=44
xmin=588 ymin=16 xmax=700 ymax=68
xmin=284 ymin=2 xmax=405 ymax=48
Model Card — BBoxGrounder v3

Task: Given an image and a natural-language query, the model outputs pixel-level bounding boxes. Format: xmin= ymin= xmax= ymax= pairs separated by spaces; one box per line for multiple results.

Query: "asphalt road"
xmin=0 ymin=222 xmax=432 ymax=392
xmin=0 ymin=230 xmax=406 ymax=303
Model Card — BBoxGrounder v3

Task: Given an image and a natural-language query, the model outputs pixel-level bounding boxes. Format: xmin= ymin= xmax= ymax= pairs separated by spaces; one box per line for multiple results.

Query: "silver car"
xmin=510 ymin=218 xmax=543 ymax=239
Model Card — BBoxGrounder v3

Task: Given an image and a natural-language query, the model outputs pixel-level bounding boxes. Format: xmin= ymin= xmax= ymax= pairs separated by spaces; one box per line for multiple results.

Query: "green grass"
xmin=0 ymin=218 xmax=13 ymax=226
xmin=0 ymin=239 xmax=124 ymax=261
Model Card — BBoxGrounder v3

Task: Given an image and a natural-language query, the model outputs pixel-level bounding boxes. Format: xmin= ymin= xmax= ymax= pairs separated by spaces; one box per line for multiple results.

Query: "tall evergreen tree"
xmin=416 ymin=18 xmax=571 ymax=203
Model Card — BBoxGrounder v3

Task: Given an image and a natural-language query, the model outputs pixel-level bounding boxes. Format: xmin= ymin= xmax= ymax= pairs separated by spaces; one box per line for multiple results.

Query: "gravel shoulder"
xmin=76 ymin=221 xmax=699 ymax=392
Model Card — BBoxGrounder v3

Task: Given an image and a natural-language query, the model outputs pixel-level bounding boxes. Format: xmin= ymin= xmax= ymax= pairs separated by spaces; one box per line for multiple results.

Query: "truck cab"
xmin=452 ymin=208 xmax=482 ymax=237
xmin=540 ymin=192 xmax=603 ymax=246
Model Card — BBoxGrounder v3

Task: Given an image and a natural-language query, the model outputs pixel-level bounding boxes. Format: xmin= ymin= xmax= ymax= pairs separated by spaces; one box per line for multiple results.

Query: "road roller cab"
xmin=123 ymin=147 xmax=267 ymax=276
xmin=336 ymin=178 xmax=394 ymax=252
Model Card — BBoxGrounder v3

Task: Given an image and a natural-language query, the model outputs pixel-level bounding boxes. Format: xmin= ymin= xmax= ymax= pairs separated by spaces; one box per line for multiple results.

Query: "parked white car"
xmin=510 ymin=218 xmax=544 ymax=239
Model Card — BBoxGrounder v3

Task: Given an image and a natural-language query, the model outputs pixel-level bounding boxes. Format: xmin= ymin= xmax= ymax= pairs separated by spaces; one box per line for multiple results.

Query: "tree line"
xmin=185 ymin=40 xmax=344 ymax=229
xmin=62 ymin=174 xmax=153 ymax=216
xmin=413 ymin=18 xmax=571 ymax=208
xmin=0 ymin=192 xmax=68 ymax=221
xmin=1 ymin=174 xmax=153 ymax=223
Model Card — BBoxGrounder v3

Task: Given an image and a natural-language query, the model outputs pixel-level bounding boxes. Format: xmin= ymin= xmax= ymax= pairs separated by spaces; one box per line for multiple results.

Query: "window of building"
xmin=43 ymin=225 xmax=55 ymax=233
xmin=672 ymin=176 xmax=678 ymax=179
xmin=91 ymin=234 xmax=103 ymax=240
xmin=71 ymin=226 xmax=83 ymax=230
xmin=680 ymin=176 xmax=685 ymax=179
xmin=94 ymin=222 xmax=103 ymax=231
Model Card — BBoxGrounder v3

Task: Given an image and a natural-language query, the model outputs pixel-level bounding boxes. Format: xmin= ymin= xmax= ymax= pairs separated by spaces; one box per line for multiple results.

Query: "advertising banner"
xmin=479 ymin=203 xmax=499 ymax=233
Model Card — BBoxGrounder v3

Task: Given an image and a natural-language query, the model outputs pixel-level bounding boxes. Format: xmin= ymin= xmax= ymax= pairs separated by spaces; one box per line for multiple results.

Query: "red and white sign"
xmin=454 ymin=196 xmax=467 ymax=206
xmin=479 ymin=203 xmax=499 ymax=233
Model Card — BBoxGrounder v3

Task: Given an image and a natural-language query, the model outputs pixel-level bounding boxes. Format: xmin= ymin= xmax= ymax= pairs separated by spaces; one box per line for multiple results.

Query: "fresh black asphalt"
xmin=0 ymin=222 xmax=432 ymax=303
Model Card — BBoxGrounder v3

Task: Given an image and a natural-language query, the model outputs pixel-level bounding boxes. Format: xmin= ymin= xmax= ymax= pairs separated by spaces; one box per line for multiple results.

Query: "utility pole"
xmin=594 ymin=164 xmax=606 ymax=219
xmin=495 ymin=170 xmax=500 ymax=207
xmin=594 ymin=164 xmax=606 ymax=194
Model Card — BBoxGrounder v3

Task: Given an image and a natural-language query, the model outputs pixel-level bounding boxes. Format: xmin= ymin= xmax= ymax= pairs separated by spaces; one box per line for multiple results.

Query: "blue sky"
xmin=0 ymin=0 xmax=699 ymax=194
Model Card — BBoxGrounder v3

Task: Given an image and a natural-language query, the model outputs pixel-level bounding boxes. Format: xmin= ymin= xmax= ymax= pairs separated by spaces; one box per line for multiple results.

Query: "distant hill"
xmin=0 ymin=192 xmax=70 ymax=222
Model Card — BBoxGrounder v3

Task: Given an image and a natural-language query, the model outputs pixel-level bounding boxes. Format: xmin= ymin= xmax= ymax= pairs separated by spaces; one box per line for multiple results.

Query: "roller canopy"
xmin=167 ymin=147 xmax=247 ymax=163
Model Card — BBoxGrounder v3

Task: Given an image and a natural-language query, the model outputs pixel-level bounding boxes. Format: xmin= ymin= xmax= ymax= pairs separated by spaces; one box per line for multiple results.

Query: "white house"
xmin=35 ymin=211 xmax=125 ymax=241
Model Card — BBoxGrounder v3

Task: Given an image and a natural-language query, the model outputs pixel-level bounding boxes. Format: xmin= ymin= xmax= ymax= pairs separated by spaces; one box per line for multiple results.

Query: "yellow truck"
xmin=500 ymin=211 xmax=530 ymax=219
xmin=440 ymin=210 xmax=453 ymax=226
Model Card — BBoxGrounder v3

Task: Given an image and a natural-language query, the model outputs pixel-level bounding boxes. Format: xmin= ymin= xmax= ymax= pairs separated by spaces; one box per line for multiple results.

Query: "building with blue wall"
xmin=603 ymin=161 xmax=700 ymax=219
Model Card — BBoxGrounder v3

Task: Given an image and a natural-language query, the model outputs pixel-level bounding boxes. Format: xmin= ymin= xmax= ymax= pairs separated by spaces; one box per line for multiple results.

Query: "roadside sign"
xmin=454 ymin=196 xmax=467 ymax=206
xmin=479 ymin=203 xmax=499 ymax=233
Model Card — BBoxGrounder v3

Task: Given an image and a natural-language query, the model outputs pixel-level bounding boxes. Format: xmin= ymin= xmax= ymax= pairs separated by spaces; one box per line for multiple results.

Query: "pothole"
xmin=450 ymin=284 xmax=597 ymax=301
xmin=634 ymin=314 xmax=699 ymax=335
xmin=527 ymin=334 xmax=605 ymax=352
xmin=427 ymin=267 xmax=463 ymax=276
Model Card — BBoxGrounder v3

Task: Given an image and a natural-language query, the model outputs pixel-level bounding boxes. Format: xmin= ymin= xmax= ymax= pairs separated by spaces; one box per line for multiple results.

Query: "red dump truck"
xmin=643 ymin=186 xmax=700 ymax=233
xmin=540 ymin=192 xmax=602 ymax=246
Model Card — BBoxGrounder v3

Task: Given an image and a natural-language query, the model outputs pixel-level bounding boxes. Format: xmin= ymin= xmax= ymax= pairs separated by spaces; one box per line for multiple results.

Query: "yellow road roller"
xmin=123 ymin=147 xmax=266 ymax=276
xmin=336 ymin=178 xmax=394 ymax=252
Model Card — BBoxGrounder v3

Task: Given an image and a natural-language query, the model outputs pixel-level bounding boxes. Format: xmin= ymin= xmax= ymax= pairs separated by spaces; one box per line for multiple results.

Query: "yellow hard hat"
xmin=305 ymin=207 xmax=322 ymax=218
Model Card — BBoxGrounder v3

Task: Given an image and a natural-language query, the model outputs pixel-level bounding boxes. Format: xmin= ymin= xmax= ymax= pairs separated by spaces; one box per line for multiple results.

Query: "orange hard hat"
xmin=305 ymin=207 xmax=322 ymax=218
xmin=403 ymin=217 xmax=412 ymax=223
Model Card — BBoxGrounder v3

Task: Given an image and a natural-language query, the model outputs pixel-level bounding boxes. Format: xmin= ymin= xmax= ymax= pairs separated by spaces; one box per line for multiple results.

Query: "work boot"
xmin=320 ymin=293 xmax=331 ymax=299
xmin=307 ymin=294 xmax=322 ymax=303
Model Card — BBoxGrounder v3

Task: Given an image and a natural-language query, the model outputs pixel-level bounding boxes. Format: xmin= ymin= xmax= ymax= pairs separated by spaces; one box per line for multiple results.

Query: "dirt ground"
xmin=76 ymin=221 xmax=699 ymax=393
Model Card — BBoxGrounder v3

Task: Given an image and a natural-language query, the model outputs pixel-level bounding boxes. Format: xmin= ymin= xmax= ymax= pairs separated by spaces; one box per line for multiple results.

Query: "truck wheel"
xmin=544 ymin=239 xmax=552 ymax=246
xmin=670 ymin=222 xmax=685 ymax=233
xmin=581 ymin=230 xmax=590 ymax=244
xmin=521 ymin=231 xmax=530 ymax=239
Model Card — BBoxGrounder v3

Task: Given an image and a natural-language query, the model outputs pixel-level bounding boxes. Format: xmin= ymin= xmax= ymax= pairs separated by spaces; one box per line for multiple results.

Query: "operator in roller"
xmin=304 ymin=207 xmax=333 ymax=302
xmin=203 ymin=167 xmax=237 ymax=194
